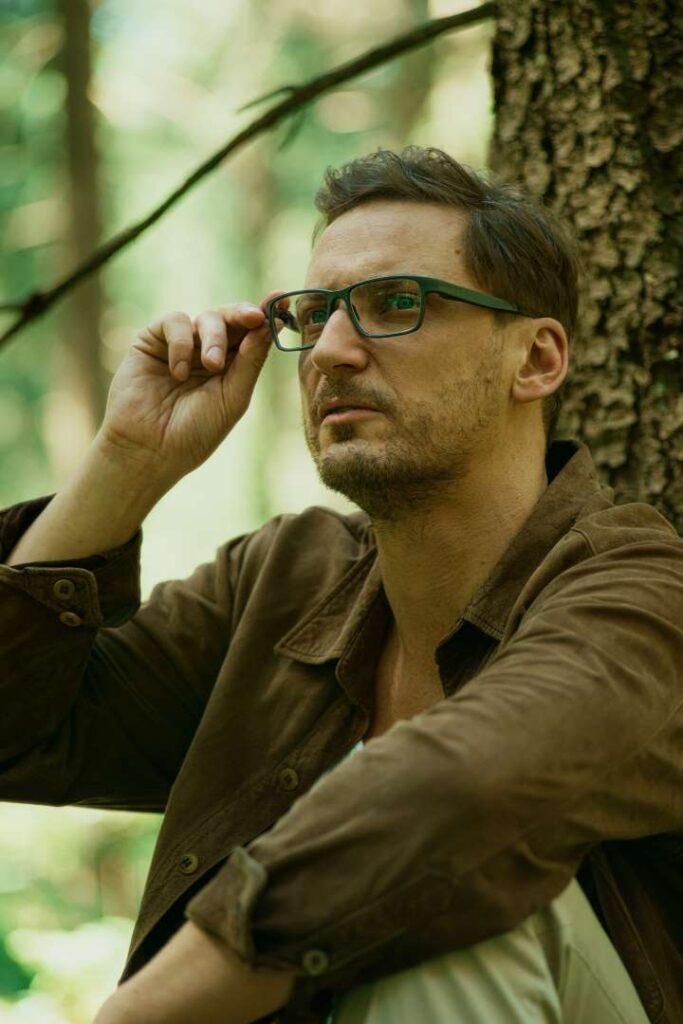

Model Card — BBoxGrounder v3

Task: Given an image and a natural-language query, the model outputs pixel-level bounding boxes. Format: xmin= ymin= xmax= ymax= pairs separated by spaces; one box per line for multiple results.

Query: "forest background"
xmin=0 ymin=0 xmax=679 ymax=1021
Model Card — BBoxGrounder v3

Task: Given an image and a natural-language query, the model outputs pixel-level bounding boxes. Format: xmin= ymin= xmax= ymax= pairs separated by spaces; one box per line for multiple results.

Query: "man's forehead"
xmin=305 ymin=261 xmax=423 ymax=290
xmin=305 ymin=201 xmax=469 ymax=288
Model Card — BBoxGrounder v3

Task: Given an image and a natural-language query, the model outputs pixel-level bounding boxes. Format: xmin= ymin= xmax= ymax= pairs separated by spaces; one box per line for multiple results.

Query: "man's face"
xmin=297 ymin=200 xmax=516 ymax=522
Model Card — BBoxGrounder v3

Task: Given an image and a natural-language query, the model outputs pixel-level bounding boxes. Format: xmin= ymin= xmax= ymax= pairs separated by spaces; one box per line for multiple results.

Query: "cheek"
xmin=298 ymin=350 xmax=315 ymax=383
xmin=298 ymin=381 xmax=313 ymax=426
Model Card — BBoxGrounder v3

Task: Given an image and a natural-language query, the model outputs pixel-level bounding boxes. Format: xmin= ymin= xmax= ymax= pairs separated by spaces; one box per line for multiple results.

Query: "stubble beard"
xmin=304 ymin=376 xmax=502 ymax=525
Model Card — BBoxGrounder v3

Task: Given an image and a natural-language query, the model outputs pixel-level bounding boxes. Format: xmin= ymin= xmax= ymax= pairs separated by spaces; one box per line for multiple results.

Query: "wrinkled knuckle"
xmin=165 ymin=310 xmax=190 ymax=325
xmin=196 ymin=309 xmax=216 ymax=324
xmin=169 ymin=338 xmax=194 ymax=360
xmin=219 ymin=302 xmax=246 ymax=319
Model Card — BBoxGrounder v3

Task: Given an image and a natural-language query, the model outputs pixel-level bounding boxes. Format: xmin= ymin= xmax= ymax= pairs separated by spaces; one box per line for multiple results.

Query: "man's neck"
xmin=372 ymin=446 xmax=549 ymax=667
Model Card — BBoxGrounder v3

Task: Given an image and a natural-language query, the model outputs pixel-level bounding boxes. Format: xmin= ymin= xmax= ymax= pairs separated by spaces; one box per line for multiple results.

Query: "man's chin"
xmin=315 ymin=438 xmax=379 ymax=472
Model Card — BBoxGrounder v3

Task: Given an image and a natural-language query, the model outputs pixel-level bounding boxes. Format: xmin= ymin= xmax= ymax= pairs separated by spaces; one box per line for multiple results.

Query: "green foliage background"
xmin=0 ymin=0 xmax=492 ymax=1018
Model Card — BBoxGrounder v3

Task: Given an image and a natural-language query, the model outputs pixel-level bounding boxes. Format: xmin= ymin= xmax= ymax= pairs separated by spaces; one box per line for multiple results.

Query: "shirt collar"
xmin=274 ymin=439 xmax=611 ymax=664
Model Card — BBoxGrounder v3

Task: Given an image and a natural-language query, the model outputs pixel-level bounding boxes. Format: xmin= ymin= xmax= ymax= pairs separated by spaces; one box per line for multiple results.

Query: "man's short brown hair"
xmin=312 ymin=146 xmax=582 ymax=445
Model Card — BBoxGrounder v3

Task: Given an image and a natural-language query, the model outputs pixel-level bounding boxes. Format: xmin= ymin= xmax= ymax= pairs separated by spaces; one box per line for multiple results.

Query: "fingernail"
xmin=175 ymin=360 xmax=189 ymax=380
xmin=207 ymin=346 xmax=223 ymax=364
xmin=242 ymin=304 xmax=263 ymax=314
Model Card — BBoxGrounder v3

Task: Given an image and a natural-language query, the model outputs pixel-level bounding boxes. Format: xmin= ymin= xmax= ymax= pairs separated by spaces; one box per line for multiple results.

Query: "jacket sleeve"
xmin=185 ymin=526 xmax=683 ymax=1003
xmin=0 ymin=494 xmax=242 ymax=812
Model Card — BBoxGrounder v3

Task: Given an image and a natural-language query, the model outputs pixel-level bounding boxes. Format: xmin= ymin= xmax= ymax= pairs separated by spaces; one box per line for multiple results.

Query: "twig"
xmin=0 ymin=2 xmax=495 ymax=348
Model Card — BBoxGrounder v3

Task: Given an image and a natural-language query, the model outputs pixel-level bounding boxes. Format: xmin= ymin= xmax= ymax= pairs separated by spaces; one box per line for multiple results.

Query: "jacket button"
xmin=59 ymin=611 xmax=82 ymax=627
xmin=178 ymin=852 xmax=199 ymax=874
xmin=53 ymin=579 xmax=76 ymax=601
xmin=301 ymin=949 xmax=329 ymax=976
xmin=277 ymin=767 xmax=299 ymax=791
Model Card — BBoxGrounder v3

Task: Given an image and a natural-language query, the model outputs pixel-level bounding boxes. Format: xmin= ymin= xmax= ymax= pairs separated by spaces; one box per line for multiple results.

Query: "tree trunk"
xmin=46 ymin=0 xmax=107 ymax=482
xmin=489 ymin=0 xmax=681 ymax=531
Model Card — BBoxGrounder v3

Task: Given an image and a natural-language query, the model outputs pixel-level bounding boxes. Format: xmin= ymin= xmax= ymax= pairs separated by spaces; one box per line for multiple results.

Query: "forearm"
xmin=6 ymin=433 xmax=171 ymax=565
xmin=94 ymin=921 xmax=295 ymax=1024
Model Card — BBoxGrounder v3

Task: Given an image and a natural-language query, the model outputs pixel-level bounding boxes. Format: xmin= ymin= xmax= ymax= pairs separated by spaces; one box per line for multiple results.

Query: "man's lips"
xmin=322 ymin=407 xmax=380 ymax=423
xmin=319 ymin=399 xmax=380 ymax=420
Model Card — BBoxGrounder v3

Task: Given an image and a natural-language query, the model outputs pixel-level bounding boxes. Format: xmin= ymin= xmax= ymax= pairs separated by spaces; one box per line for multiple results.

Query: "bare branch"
xmin=0 ymin=2 xmax=495 ymax=348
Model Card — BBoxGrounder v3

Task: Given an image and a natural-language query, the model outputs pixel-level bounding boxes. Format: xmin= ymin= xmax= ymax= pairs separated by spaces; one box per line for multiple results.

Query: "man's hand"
xmin=93 ymin=921 xmax=296 ymax=1024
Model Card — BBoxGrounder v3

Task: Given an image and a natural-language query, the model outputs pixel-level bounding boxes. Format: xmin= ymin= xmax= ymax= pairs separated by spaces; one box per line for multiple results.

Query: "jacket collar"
xmin=274 ymin=440 xmax=611 ymax=664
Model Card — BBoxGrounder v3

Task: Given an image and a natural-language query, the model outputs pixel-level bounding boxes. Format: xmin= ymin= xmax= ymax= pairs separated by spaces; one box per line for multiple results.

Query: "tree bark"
xmin=489 ymin=0 xmax=682 ymax=531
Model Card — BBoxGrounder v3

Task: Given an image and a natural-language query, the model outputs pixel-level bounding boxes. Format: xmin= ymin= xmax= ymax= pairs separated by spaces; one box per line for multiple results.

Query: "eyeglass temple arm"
xmin=435 ymin=285 xmax=534 ymax=318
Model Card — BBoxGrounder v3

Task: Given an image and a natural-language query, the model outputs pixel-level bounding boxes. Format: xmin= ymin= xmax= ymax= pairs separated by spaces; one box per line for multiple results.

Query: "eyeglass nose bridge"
xmin=303 ymin=293 xmax=363 ymax=348
xmin=331 ymin=293 xmax=361 ymax=323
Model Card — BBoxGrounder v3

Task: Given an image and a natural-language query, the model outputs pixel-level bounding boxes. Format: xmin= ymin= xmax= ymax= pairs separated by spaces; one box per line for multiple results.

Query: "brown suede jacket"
xmin=1 ymin=439 xmax=681 ymax=1023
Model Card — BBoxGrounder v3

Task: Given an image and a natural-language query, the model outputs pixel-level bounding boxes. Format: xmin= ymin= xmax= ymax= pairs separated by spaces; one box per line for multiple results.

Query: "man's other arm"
xmin=184 ymin=525 xmax=683 ymax=996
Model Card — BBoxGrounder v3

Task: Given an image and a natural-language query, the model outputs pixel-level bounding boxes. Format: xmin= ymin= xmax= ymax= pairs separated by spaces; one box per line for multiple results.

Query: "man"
xmin=1 ymin=147 xmax=681 ymax=1024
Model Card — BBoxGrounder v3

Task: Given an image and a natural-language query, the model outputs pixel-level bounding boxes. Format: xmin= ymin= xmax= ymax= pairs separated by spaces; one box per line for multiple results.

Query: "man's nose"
xmin=308 ymin=303 xmax=369 ymax=374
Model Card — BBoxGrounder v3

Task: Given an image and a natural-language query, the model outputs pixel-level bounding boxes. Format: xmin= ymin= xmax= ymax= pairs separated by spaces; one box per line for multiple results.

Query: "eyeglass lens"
xmin=273 ymin=278 xmax=423 ymax=349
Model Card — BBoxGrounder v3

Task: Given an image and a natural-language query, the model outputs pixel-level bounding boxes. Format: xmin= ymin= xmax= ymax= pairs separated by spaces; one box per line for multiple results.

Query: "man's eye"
xmin=386 ymin=293 xmax=418 ymax=310
xmin=300 ymin=307 xmax=327 ymax=325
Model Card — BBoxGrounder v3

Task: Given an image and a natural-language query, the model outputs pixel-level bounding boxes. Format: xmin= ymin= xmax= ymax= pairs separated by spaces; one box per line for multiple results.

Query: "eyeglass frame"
xmin=264 ymin=274 xmax=538 ymax=351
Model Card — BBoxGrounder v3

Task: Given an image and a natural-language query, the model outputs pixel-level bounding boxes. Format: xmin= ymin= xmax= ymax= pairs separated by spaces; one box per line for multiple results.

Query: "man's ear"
xmin=511 ymin=318 xmax=569 ymax=406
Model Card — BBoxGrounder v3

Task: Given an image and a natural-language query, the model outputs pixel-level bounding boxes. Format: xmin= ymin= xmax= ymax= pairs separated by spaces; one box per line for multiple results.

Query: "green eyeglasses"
xmin=265 ymin=275 xmax=537 ymax=351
